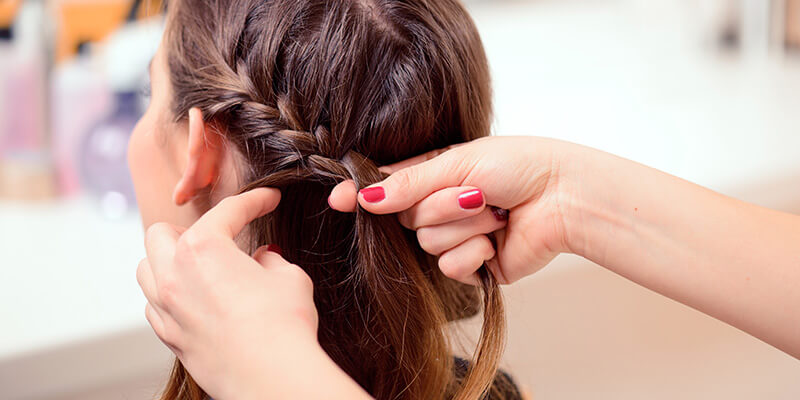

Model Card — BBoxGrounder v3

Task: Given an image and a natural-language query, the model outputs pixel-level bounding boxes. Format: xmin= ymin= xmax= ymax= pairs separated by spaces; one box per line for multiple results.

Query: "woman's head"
xmin=129 ymin=0 xmax=506 ymax=398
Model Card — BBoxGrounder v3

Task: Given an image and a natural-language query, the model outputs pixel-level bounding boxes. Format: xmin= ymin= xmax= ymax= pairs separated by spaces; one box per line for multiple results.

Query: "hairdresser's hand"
xmin=331 ymin=136 xmax=800 ymax=358
xmin=329 ymin=136 xmax=579 ymax=285
xmin=137 ymin=188 xmax=370 ymax=400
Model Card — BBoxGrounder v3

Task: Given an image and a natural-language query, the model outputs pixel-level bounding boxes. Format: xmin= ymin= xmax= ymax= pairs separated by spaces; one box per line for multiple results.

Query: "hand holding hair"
xmin=329 ymin=136 xmax=566 ymax=285
xmin=137 ymin=188 xmax=371 ymax=400
xmin=329 ymin=136 xmax=800 ymax=358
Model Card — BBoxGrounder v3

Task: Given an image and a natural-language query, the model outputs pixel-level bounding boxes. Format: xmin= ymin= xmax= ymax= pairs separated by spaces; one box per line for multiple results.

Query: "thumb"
xmin=252 ymin=244 xmax=285 ymax=268
xmin=357 ymin=146 xmax=472 ymax=214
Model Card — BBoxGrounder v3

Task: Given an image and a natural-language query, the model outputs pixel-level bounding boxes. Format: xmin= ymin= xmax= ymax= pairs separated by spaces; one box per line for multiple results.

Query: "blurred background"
xmin=1 ymin=0 xmax=799 ymax=399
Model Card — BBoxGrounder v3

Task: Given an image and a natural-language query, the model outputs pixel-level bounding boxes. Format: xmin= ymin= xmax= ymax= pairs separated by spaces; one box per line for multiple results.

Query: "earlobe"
xmin=173 ymin=108 xmax=224 ymax=206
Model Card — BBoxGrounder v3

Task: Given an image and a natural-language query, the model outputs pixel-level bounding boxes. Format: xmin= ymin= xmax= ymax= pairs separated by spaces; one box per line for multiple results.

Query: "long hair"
xmin=160 ymin=0 xmax=508 ymax=398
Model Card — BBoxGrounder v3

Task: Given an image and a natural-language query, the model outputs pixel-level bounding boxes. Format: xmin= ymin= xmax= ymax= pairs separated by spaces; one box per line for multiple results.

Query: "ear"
xmin=172 ymin=108 xmax=225 ymax=206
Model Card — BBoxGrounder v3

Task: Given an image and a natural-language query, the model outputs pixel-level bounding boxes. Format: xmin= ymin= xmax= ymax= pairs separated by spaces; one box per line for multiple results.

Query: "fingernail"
xmin=360 ymin=186 xmax=385 ymax=203
xmin=458 ymin=189 xmax=484 ymax=210
xmin=266 ymin=244 xmax=283 ymax=256
xmin=491 ymin=207 xmax=509 ymax=221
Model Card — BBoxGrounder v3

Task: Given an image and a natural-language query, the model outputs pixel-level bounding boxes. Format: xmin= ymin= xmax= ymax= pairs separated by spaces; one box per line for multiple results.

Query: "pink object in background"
xmin=51 ymin=57 xmax=113 ymax=195
xmin=0 ymin=0 xmax=58 ymax=201
xmin=3 ymin=58 xmax=46 ymax=151
xmin=0 ymin=0 xmax=47 ymax=155
xmin=0 ymin=42 xmax=9 ymax=155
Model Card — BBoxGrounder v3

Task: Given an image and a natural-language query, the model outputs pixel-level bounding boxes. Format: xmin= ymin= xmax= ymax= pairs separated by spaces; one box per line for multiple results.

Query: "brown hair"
xmin=161 ymin=0 xmax=509 ymax=398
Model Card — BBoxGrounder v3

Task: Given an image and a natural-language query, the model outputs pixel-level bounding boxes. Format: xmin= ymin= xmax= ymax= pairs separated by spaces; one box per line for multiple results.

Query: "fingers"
xmin=398 ymin=186 xmax=486 ymax=229
xmin=437 ymin=235 xmax=495 ymax=285
xmin=190 ymin=188 xmax=281 ymax=239
xmin=328 ymin=144 xmax=468 ymax=214
xmin=144 ymin=302 xmax=165 ymax=343
xmin=328 ymin=179 xmax=357 ymax=212
xmin=252 ymin=244 xmax=287 ymax=268
xmin=493 ymin=220 xmax=556 ymax=284
xmin=140 ymin=259 xmax=184 ymax=350
xmin=252 ymin=245 xmax=315 ymax=297
xmin=145 ymin=302 xmax=183 ymax=355
xmin=144 ymin=222 xmax=181 ymax=276
xmin=140 ymin=226 xmax=186 ymax=350
xmin=137 ymin=258 xmax=164 ymax=310
xmin=377 ymin=143 xmax=464 ymax=174
xmin=416 ymin=208 xmax=507 ymax=256
xmin=357 ymin=145 xmax=471 ymax=214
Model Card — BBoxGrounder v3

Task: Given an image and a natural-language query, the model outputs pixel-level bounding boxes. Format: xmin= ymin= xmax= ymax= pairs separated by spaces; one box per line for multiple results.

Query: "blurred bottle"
xmin=0 ymin=0 xmax=56 ymax=201
xmin=710 ymin=0 xmax=797 ymax=58
xmin=2 ymin=0 xmax=47 ymax=152
xmin=740 ymin=0 xmax=772 ymax=58
xmin=78 ymin=91 xmax=138 ymax=219
xmin=75 ymin=15 xmax=162 ymax=217
xmin=51 ymin=46 xmax=112 ymax=196
xmin=0 ymin=20 xmax=11 ymax=156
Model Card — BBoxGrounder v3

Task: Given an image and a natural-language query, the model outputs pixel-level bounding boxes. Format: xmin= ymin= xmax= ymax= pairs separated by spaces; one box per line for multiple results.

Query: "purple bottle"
xmin=79 ymin=91 xmax=140 ymax=218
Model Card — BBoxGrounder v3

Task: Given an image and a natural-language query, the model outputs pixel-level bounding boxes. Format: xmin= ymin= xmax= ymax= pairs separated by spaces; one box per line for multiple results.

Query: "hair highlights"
xmin=160 ymin=0 xmax=510 ymax=398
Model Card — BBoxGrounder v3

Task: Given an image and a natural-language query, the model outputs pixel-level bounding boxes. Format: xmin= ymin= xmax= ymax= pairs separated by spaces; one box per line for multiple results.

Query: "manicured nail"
xmin=266 ymin=244 xmax=283 ymax=256
xmin=360 ymin=186 xmax=385 ymax=203
xmin=491 ymin=206 xmax=509 ymax=221
xmin=458 ymin=189 xmax=484 ymax=209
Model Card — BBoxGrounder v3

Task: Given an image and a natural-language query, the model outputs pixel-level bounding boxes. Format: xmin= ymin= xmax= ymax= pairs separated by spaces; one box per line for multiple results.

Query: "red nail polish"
xmin=491 ymin=207 xmax=509 ymax=221
xmin=266 ymin=244 xmax=283 ymax=256
xmin=458 ymin=189 xmax=484 ymax=209
xmin=360 ymin=187 xmax=385 ymax=203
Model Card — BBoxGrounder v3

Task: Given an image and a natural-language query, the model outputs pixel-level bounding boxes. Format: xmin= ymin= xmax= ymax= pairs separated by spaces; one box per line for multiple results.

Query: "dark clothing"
xmin=209 ymin=356 xmax=523 ymax=400
xmin=453 ymin=357 xmax=524 ymax=400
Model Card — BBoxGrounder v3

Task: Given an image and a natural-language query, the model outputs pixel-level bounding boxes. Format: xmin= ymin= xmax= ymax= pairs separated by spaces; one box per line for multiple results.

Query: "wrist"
xmin=242 ymin=338 xmax=371 ymax=400
xmin=549 ymin=141 xmax=628 ymax=261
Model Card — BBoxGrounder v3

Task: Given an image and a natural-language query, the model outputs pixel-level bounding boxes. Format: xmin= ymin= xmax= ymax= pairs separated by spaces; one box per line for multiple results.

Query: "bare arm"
xmin=563 ymin=147 xmax=800 ymax=357
xmin=333 ymin=136 xmax=800 ymax=358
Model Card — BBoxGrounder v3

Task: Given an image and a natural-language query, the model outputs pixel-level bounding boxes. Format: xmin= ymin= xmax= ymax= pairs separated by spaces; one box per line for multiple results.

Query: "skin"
xmin=330 ymin=136 xmax=800 ymax=360
xmin=128 ymin=43 xmax=240 ymax=229
xmin=129 ymin=42 xmax=370 ymax=400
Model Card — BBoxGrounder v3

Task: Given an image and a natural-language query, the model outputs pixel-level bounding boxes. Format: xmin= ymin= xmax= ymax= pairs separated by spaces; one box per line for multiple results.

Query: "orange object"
xmin=0 ymin=0 xmax=21 ymax=27
xmin=53 ymin=0 xmax=163 ymax=63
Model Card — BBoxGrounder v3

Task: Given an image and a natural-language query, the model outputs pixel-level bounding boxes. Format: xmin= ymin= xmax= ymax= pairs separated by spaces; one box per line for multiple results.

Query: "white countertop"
xmin=0 ymin=197 xmax=144 ymax=361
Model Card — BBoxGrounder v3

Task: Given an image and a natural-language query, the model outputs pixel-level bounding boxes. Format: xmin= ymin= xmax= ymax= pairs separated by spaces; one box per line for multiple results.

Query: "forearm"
xmin=562 ymin=145 xmax=800 ymax=357
xmin=243 ymin=340 xmax=372 ymax=400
